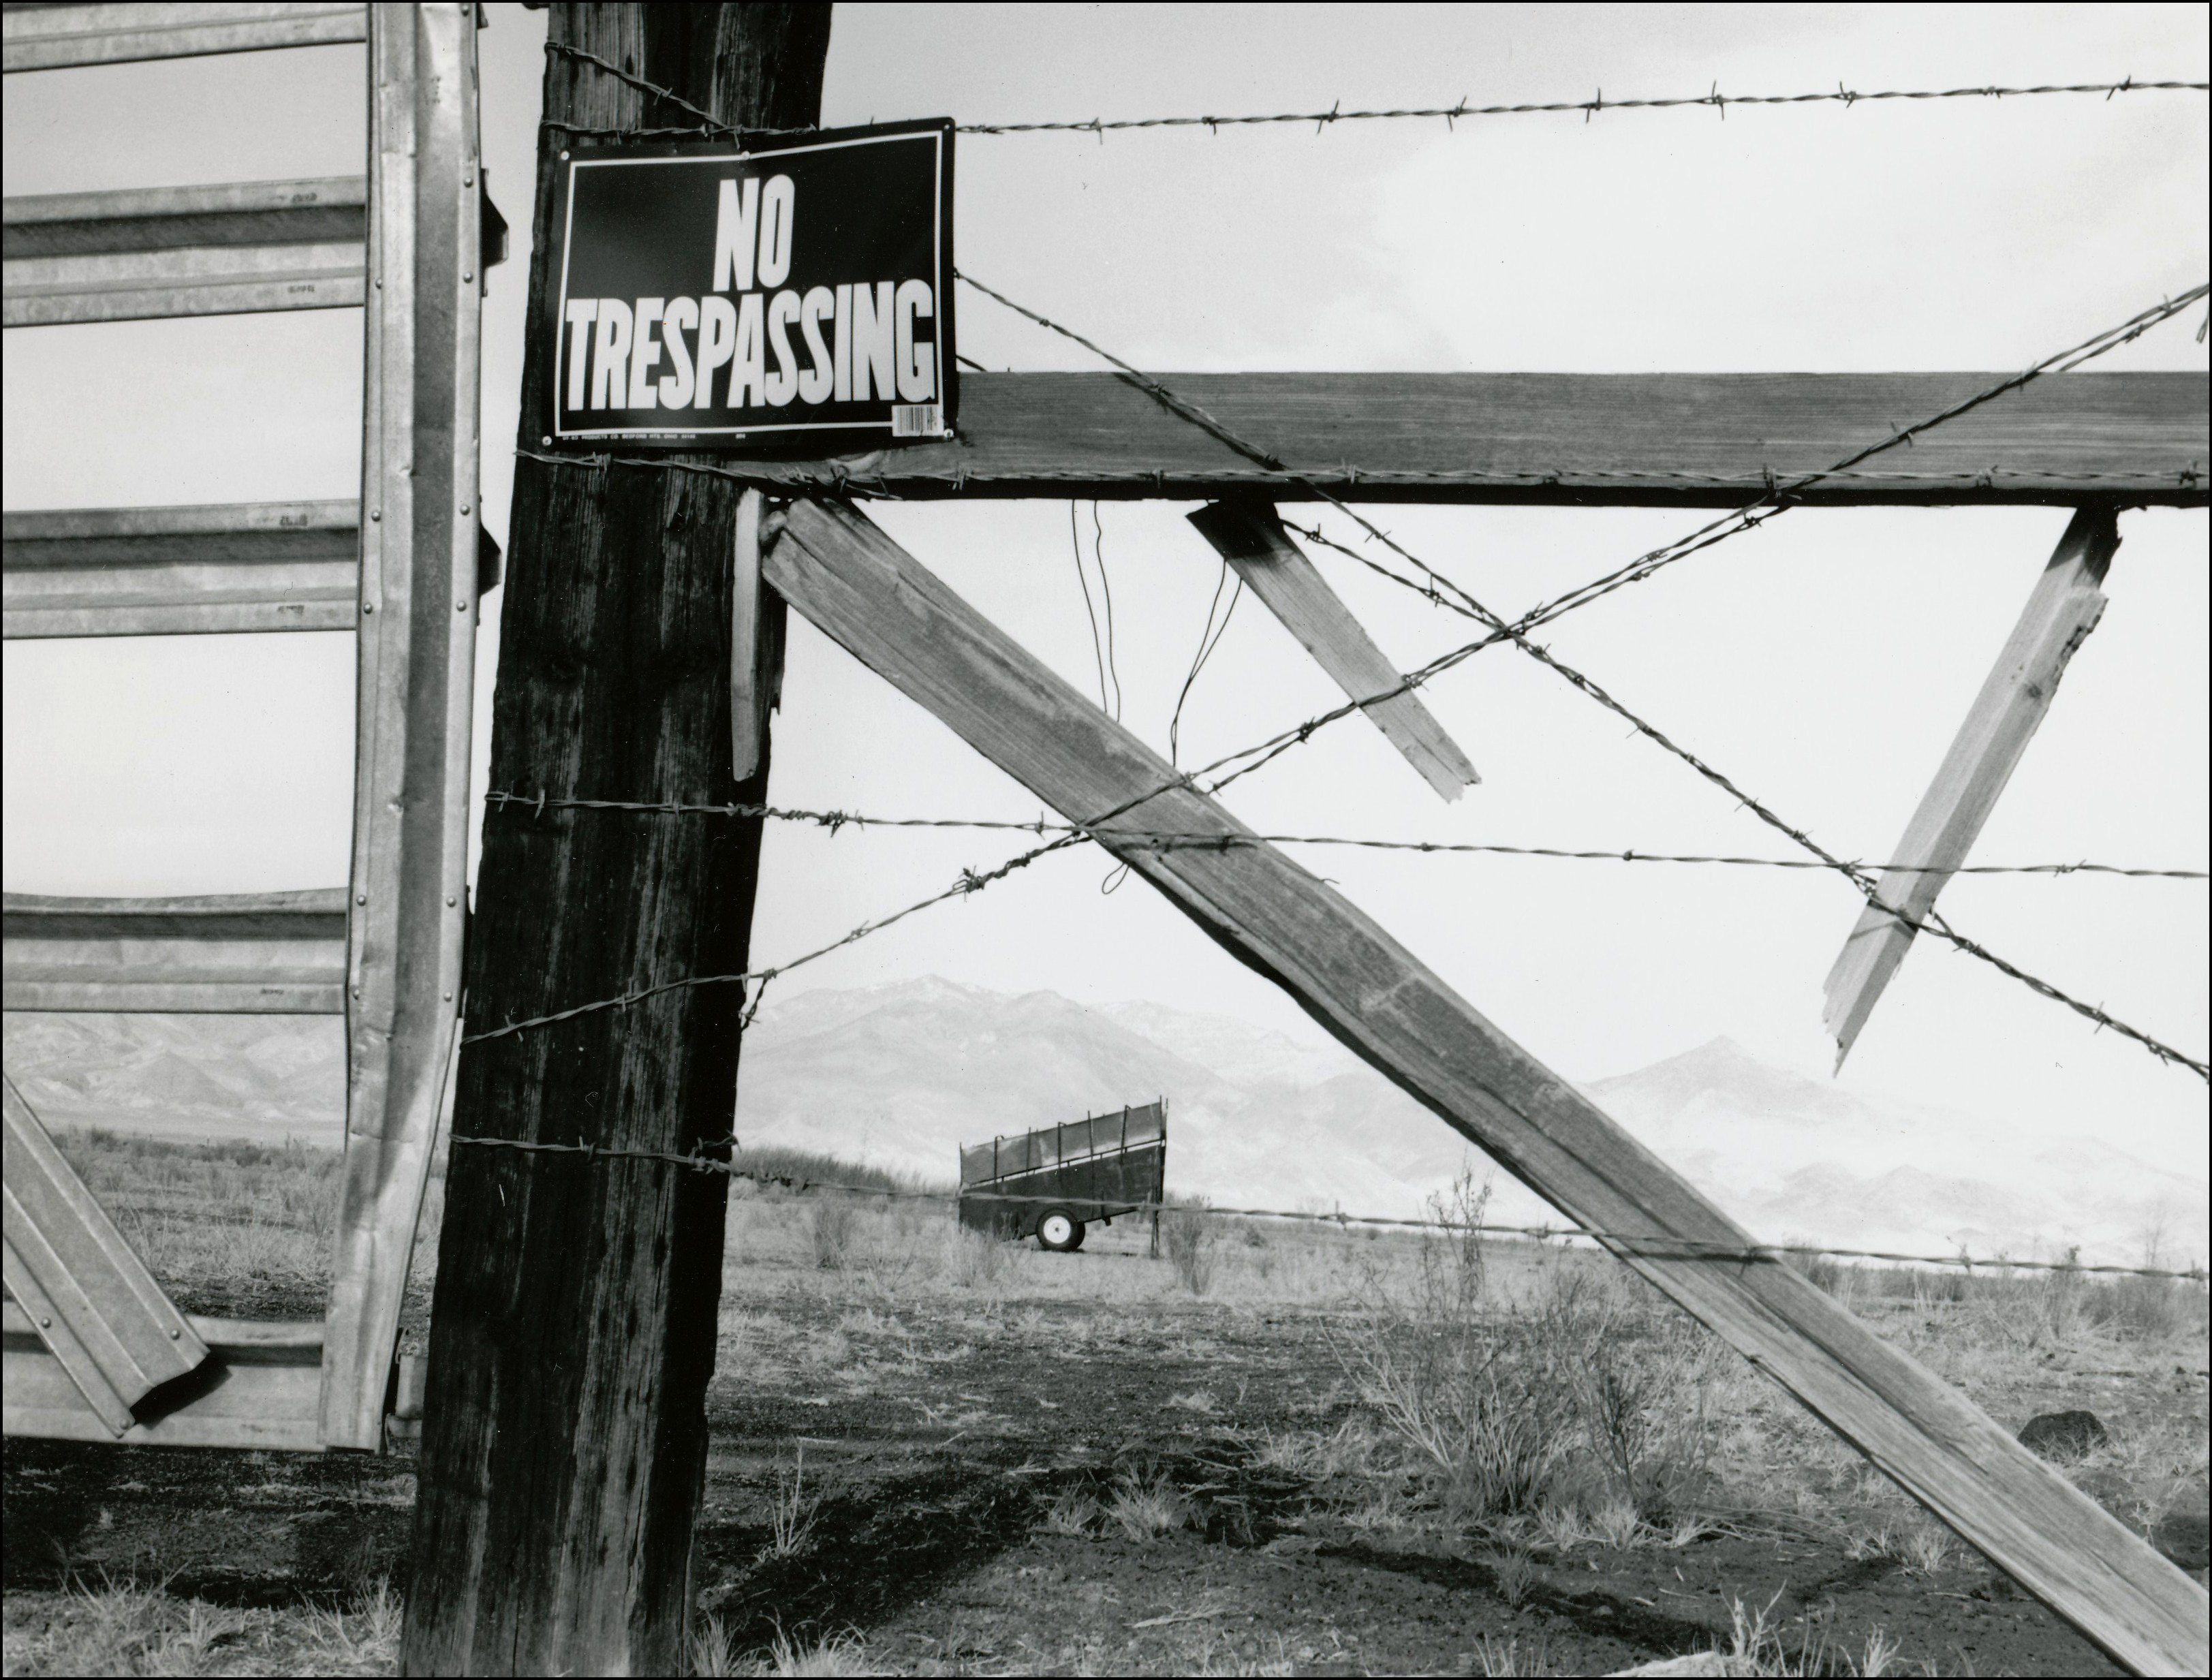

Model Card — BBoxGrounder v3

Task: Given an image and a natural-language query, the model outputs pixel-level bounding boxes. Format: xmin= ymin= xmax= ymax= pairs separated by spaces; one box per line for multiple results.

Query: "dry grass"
xmin=18 ymin=1133 xmax=2205 ymax=1676
xmin=0 ymin=1577 xmax=400 ymax=1677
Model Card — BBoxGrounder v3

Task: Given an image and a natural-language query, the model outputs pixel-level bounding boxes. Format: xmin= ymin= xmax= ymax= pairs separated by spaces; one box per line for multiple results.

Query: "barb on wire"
xmin=439 ymin=1136 xmax=2211 ymax=1284
xmin=480 ymin=792 xmax=2208 ymax=880
xmin=541 ymin=54 xmax=2207 ymax=142
xmin=543 ymin=40 xmax=728 ymax=129
xmin=960 ymin=79 xmax=2208 ymax=135
xmin=461 ymin=833 xmax=1084 ymax=1046
xmin=957 ymin=270 xmax=2212 ymax=1080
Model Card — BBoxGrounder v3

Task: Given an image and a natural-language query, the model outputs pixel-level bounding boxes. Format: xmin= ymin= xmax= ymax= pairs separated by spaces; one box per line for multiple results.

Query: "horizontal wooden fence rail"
xmin=1 ymin=176 xmax=367 ymax=325
xmin=1 ymin=3 xmax=367 ymax=74
xmin=622 ymin=371 xmax=2210 ymax=508
xmin=3 ymin=501 xmax=361 ymax=638
xmin=1 ymin=890 xmax=349 ymax=1014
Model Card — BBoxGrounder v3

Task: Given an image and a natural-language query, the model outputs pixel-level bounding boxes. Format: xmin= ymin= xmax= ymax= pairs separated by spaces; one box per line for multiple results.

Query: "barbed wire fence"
xmin=482 ymin=48 xmax=2212 ymax=1296
xmin=439 ymin=1135 xmax=2211 ymax=1286
xmin=477 ymin=793 xmax=2209 ymax=879
xmin=947 ymin=271 xmax=2212 ymax=1079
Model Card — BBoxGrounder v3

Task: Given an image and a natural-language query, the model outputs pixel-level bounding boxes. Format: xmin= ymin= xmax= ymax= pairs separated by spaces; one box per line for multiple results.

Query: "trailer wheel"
xmin=1037 ymin=1208 xmax=1085 ymax=1252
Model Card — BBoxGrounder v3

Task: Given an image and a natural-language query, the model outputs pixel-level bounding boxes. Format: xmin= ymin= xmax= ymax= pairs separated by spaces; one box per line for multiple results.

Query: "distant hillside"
xmin=5 ymin=984 xmax=2201 ymax=1269
xmin=3 ymin=1013 xmax=345 ymax=1144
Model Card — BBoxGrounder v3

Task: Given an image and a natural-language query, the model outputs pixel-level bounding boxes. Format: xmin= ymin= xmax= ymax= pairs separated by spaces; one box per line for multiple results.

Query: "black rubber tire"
xmin=1036 ymin=1207 xmax=1085 ymax=1252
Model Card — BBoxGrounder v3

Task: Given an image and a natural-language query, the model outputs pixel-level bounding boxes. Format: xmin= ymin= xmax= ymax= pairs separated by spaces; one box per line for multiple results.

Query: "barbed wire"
xmin=480 ymin=791 xmax=2207 ymax=880
xmin=956 ymin=269 xmax=2212 ymax=1080
xmin=959 ymin=78 xmax=2212 ymax=136
xmin=505 ymin=426 xmax=2212 ymax=1079
xmin=459 ymin=833 xmax=1084 ymax=1046
xmin=439 ymin=1134 xmax=2210 ymax=1284
xmin=538 ymin=46 xmax=2208 ymax=143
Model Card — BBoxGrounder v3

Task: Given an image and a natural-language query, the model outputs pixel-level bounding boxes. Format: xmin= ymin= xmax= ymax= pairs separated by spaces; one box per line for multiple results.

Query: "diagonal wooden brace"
xmin=1188 ymin=501 xmax=1478 ymax=799
xmin=764 ymin=497 xmax=2203 ymax=1677
xmin=2 ymin=1074 xmax=208 ymax=1434
xmin=1824 ymin=507 xmax=2119 ymax=1067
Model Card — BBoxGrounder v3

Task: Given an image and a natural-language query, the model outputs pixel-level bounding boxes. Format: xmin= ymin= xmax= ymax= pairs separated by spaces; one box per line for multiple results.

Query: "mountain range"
xmin=4 ymin=979 xmax=2202 ymax=1269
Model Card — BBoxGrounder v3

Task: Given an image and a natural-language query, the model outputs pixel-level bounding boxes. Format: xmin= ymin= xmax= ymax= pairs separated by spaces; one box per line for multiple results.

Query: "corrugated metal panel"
xmin=3 ymin=4 xmax=368 ymax=74
xmin=1 ymin=1078 xmax=208 ymax=1434
xmin=2 ymin=1300 xmax=322 ymax=1450
xmin=3 ymin=177 xmax=366 ymax=324
xmin=960 ymin=1100 xmax=1166 ymax=1187
xmin=3 ymin=500 xmax=359 ymax=638
xmin=2 ymin=890 xmax=348 ymax=1014
xmin=320 ymin=0 xmax=483 ymax=1453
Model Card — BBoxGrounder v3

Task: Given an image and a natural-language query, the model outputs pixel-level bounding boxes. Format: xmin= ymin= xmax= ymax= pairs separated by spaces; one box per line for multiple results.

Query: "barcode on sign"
xmin=892 ymin=403 xmax=940 ymax=438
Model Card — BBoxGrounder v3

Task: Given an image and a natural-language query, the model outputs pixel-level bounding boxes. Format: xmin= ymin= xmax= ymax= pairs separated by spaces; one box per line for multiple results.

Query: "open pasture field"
xmin=3 ymin=1132 xmax=2207 ymax=1677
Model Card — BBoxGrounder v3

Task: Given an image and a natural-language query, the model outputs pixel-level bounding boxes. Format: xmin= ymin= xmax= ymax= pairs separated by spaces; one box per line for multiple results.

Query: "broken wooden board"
xmin=1823 ymin=507 xmax=2119 ymax=1065
xmin=1189 ymin=500 xmax=1477 ymax=798
xmin=764 ymin=497 xmax=2206 ymax=1677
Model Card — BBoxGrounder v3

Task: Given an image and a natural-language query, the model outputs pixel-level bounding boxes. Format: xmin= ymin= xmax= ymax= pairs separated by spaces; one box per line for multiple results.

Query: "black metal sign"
xmin=548 ymin=120 xmax=954 ymax=448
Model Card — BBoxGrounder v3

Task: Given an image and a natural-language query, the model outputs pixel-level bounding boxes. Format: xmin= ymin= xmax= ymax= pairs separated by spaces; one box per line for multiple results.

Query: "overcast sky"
xmin=3 ymin=5 xmax=2207 ymax=1187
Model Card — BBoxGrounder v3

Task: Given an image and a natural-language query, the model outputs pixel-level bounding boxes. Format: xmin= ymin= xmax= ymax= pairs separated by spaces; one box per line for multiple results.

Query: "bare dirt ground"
xmin=4 ymin=1136 xmax=2207 ymax=1676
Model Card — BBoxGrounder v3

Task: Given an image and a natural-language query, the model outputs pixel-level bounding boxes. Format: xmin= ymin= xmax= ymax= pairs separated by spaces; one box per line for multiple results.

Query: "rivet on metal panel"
xmin=457 ymin=600 xmax=469 ymax=612
xmin=448 ymin=897 xmax=458 ymax=907
xmin=170 ymin=1328 xmax=181 ymax=1339
xmin=363 ymin=603 xmax=375 ymax=614
xmin=370 ymin=510 xmax=381 ymax=521
xmin=356 ymin=895 xmax=368 ymax=905
xmin=464 ymin=272 xmax=473 ymax=283
xmin=40 ymin=1317 xmax=52 ymax=1328
xmin=461 ymin=503 xmax=470 ymax=514
xmin=561 ymin=152 xmax=570 ymax=161
xmin=541 ymin=436 xmax=552 ymax=446
xmin=444 ymin=991 xmax=454 ymax=1001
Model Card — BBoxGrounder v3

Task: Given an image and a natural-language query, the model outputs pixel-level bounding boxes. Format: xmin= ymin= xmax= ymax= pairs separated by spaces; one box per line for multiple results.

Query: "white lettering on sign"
xmin=712 ymin=177 xmax=759 ymax=293
xmin=556 ymin=125 xmax=951 ymax=439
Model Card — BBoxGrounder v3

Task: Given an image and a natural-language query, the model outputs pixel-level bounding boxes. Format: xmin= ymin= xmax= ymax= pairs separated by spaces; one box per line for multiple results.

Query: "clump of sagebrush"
xmin=809 ymin=1200 xmax=857 ymax=1270
xmin=1162 ymin=1202 xmax=1218 ymax=1296
xmin=1332 ymin=1172 xmax=1721 ymax=1535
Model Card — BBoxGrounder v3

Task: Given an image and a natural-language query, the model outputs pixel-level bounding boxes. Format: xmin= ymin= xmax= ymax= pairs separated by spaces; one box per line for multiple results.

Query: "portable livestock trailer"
xmin=958 ymin=1100 xmax=1167 ymax=1251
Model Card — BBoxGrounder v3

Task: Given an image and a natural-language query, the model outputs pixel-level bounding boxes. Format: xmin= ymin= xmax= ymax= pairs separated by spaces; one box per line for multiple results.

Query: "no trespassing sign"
xmin=548 ymin=120 xmax=955 ymax=448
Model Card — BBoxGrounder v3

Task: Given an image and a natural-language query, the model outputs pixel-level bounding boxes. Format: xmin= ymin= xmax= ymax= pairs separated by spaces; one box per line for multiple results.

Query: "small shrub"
xmin=1106 ymin=1467 xmax=1191 ymax=1540
xmin=1480 ymin=1542 xmax=1536 ymax=1608
xmin=948 ymin=1225 xmax=1005 ymax=1290
xmin=809 ymin=1200 xmax=858 ymax=1269
xmin=1162 ymin=1206 xmax=1217 ymax=1296
xmin=1588 ymin=1497 xmax=1643 ymax=1549
xmin=758 ymin=1448 xmax=821 ymax=1561
xmin=756 ymin=1628 xmax=875 ymax=1676
xmin=1040 ymin=1488 xmax=1101 ymax=1536
xmin=1899 ymin=1524 xmax=1956 ymax=1577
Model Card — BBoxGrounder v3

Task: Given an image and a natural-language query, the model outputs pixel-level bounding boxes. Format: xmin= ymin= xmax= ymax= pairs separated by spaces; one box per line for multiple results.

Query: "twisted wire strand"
xmin=537 ymin=48 xmax=2207 ymax=142
xmin=439 ymin=1134 xmax=2211 ymax=1284
xmin=480 ymin=792 xmax=2206 ymax=880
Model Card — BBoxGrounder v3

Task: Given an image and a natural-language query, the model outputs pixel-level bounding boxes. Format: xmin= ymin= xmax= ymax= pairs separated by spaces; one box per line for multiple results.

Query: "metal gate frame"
xmin=1 ymin=1 xmax=497 ymax=1453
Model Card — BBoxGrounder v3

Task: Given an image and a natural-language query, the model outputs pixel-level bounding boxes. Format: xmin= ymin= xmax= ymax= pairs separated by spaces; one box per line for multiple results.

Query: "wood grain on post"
xmin=765 ymin=498 xmax=2207 ymax=1678
xmin=1189 ymin=500 xmax=1478 ymax=798
xmin=1823 ymin=507 xmax=2119 ymax=1065
xmin=400 ymin=7 xmax=828 ymax=1675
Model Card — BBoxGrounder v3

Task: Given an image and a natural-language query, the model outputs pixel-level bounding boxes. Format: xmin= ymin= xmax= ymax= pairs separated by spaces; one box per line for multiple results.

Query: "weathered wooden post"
xmin=401 ymin=6 xmax=830 ymax=1674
